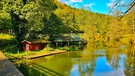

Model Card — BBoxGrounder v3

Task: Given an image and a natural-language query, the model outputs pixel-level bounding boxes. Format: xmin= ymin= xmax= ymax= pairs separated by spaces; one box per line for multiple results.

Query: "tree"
xmin=43 ymin=13 xmax=64 ymax=36
xmin=0 ymin=0 xmax=57 ymax=50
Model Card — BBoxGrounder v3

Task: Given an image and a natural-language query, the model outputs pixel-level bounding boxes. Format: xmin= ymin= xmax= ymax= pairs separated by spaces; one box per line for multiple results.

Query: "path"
xmin=24 ymin=50 xmax=66 ymax=59
xmin=0 ymin=51 xmax=24 ymax=76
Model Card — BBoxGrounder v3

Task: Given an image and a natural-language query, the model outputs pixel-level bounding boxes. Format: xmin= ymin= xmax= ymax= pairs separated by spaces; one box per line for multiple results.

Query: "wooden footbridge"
xmin=24 ymin=50 xmax=67 ymax=59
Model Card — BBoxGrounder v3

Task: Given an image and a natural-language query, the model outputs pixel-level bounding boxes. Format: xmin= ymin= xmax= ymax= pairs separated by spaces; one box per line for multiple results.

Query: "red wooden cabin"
xmin=21 ymin=40 xmax=45 ymax=51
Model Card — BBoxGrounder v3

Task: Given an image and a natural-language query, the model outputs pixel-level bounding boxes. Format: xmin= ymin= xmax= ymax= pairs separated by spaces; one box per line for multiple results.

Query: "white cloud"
xmin=107 ymin=0 xmax=126 ymax=8
xmin=65 ymin=1 xmax=70 ymax=4
xmin=58 ymin=0 xmax=83 ymax=4
xmin=119 ymin=0 xmax=126 ymax=6
xmin=121 ymin=0 xmax=125 ymax=5
xmin=107 ymin=0 xmax=116 ymax=8
xmin=84 ymin=3 xmax=95 ymax=8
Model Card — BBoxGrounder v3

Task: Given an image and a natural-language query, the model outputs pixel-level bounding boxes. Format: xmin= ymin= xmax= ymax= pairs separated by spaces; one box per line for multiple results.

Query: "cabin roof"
xmin=52 ymin=36 xmax=83 ymax=42
xmin=21 ymin=39 xmax=51 ymax=44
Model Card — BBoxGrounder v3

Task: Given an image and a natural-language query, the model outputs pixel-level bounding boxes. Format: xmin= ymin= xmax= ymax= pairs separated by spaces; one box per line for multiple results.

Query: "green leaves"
xmin=21 ymin=2 xmax=44 ymax=31
xmin=1 ymin=0 xmax=133 ymax=47
xmin=0 ymin=12 xmax=12 ymax=29
xmin=0 ymin=0 xmax=57 ymax=37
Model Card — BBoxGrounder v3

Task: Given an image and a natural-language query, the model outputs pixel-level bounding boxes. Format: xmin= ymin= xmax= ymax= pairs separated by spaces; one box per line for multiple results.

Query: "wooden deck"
xmin=24 ymin=50 xmax=67 ymax=59
xmin=0 ymin=51 xmax=24 ymax=76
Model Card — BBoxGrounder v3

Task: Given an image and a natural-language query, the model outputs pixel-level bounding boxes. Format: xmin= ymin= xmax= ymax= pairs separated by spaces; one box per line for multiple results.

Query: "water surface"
xmin=19 ymin=46 xmax=135 ymax=76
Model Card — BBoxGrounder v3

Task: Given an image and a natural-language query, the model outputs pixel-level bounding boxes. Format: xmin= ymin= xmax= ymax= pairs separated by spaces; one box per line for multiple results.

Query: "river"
xmin=18 ymin=45 xmax=135 ymax=76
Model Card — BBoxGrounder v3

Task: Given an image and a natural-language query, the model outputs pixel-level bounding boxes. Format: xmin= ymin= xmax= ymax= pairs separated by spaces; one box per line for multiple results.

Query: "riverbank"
xmin=0 ymin=51 xmax=24 ymax=76
xmin=3 ymin=48 xmax=67 ymax=66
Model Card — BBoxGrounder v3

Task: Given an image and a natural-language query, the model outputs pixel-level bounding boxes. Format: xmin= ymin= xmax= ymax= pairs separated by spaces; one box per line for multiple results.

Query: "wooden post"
xmin=68 ymin=42 xmax=69 ymax=46
xmin=79 ymin=41 xmax=81 ymax=47
xmin=60 ymin=42 xmax=62 ymax=46
xmin=56 ymin=42 xmax=58 ymax=47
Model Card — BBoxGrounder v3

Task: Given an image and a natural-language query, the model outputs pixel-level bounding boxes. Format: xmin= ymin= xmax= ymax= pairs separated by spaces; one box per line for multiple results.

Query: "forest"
xmin=0 ymin=0 xmax=135 ymax=76
xmin=0 ymin=0 xmax=135 ymax=51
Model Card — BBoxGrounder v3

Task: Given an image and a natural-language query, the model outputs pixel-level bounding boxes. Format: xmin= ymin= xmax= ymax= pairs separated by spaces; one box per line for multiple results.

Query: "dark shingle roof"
xmin=53 ymin=36 xmax=83 ymax=42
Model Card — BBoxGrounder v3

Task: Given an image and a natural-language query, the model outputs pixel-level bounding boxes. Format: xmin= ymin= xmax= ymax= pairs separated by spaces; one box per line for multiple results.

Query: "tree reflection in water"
xmin=69 ymin=45 xmax=96 ymax=76
xmin=19 ymin=44 xmax=135 ymax=76
xmin=124 ymin=46 xmax=135 ymax=76
xmin=106 ymin=48 xmax=121 ymax=70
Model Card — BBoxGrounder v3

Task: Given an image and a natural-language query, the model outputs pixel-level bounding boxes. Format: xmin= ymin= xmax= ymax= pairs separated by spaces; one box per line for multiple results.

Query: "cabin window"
xmin=35 ymin=47 xmax=39 ymax=50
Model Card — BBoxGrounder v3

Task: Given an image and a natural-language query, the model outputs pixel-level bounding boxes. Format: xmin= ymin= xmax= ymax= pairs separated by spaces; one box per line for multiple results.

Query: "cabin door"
xmin=26 ymin=44 xmax=29 ymax=51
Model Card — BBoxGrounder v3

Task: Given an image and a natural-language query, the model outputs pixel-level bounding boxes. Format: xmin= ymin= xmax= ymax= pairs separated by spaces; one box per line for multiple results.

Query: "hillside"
xmin=0 ymin=0 xmax=135 ymax=48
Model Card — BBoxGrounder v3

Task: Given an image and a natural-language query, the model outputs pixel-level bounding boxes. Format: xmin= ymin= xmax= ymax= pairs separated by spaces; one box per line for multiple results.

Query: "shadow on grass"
xmin=19 ymin=63 xmax=64 ymax=76
xmin=31 ymin=63 xmax=64 ymax=76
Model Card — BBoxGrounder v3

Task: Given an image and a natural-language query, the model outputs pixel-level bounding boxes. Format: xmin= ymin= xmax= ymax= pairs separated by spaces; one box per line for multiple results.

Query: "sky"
xmin=58 ymin=0 xmax=128 ymax=14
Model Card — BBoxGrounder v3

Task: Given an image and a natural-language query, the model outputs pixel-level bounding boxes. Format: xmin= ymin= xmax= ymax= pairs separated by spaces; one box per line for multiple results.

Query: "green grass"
xmin=4 ymin=47 xmax=55 ymax=66
xmin=4 ymin=47 xmax=54 ymax=59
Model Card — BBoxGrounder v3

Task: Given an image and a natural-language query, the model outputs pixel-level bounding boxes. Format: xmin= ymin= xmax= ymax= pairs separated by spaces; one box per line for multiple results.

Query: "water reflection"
xmin=19 ymin=45 xmax=135 ymax=76
xmin=106 ymin=48 xmax=125 ymax=70
xmin=124 ymin=46 xmax=135 ymax=76
xmin=70 ymin=64 xmax=80 ymax=76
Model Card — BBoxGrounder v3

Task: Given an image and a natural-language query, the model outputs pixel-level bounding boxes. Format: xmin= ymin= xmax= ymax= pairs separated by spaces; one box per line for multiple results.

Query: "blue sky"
xmin=58 ymin=0 xmax=128 ymax=14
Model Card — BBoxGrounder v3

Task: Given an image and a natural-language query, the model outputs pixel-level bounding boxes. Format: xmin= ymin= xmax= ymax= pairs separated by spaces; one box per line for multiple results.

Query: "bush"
xmin=0 ymin=33 xmax=19 ymax=53
xmin=55 ymin=46 xmax=79 ymax=51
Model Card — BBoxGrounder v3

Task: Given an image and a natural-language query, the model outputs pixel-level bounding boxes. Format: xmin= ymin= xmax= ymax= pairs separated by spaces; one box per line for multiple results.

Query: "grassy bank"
xmin=0 ymin=33 xmax=83 ymax=66
xmin=4 ymin=47 xmax=54 ymax=62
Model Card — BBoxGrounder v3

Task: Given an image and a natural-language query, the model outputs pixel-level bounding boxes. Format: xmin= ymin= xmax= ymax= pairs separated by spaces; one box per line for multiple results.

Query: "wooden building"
xmin=21 ymin=40 xmax=50 ymax=51
xmin=51 ymin=36 xmax=87 ymax=47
